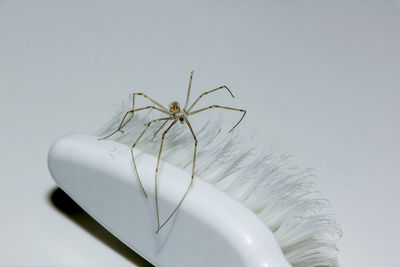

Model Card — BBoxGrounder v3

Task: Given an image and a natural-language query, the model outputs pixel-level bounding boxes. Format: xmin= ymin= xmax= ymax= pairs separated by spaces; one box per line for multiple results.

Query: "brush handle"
xmin=48 ymin=134 xmax=290 ymax=267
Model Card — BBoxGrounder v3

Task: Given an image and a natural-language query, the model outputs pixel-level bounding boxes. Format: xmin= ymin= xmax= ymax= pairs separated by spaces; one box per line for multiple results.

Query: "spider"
xmin=99 ymin=71 xmax=246 ymax=233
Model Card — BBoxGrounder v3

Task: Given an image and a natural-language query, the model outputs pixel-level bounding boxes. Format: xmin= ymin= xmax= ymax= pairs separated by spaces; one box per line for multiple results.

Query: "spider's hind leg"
xmin=99 ymin=106 xmax=170 ymax=140
xmin=187 ymin=85 xmax=234 ymax=112
xmin=130 ymin=117 xmax=172 ymax=198
xmin=98 ymin=110 xmax=134 ymax=140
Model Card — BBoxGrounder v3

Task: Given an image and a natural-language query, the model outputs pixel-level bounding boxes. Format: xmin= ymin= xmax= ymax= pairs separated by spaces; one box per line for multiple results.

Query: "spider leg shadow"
xmin=48 ymin=187 xmax=153 ymax=267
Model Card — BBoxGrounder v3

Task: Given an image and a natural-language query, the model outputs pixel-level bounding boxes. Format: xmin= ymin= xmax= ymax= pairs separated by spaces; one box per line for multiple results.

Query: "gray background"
xmin=1 ymin=1 xmax=399 ymax=266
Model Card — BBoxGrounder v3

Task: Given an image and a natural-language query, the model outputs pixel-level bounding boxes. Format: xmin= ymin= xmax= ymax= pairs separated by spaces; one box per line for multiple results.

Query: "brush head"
xmin=48 ymin=134 xmax=291 ymax=267
xmin=94 ymin=97 xmax=342 ymax=266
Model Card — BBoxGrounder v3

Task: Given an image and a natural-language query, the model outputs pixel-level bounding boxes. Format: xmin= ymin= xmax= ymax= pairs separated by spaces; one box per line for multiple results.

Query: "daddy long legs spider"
xmin=100 ymin=71 xmax=246 ymax=233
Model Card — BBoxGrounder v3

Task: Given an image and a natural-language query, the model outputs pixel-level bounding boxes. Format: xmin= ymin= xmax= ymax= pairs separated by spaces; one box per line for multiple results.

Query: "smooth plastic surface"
xmin=48 ymin=134 xmax=290 ymax=267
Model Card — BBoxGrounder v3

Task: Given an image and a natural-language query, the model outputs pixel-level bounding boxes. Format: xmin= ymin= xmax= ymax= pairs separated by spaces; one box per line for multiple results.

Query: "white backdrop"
xmin=1 ymin=1 xmax=399 ymax=266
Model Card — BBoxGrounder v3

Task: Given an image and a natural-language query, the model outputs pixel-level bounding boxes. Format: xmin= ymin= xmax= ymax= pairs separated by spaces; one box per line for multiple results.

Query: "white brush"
xmin=48 ymin=76 xmax=341 ymax=267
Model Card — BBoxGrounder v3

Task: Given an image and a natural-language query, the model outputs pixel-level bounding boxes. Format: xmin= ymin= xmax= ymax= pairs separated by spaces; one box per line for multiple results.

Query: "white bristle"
xmin=96 ymin=98 xmax=341 ymax=267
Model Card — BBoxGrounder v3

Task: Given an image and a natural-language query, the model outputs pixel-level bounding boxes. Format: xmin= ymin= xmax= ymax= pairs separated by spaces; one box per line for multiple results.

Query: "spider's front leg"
xmin=154 ymin=119 xmax=178 ymax=232
xmin=152 ymin=120 xmax=169 ymax=140
xmin=188 ymin=105 xmax=246 ymax=133
xmin=155 ymin=118 xmax=197 ymax=233
xmin=132 ymin=92 xmax=169 ymax=112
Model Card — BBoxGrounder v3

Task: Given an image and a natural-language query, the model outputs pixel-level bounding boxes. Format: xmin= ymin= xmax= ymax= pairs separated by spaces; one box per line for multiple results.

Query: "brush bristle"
xmin=96 ymin=98 xmax=341 ymax=267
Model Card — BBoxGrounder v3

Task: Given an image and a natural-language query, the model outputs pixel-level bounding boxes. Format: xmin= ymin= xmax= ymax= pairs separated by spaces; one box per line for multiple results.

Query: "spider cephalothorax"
xmin=169 ymin=101 xmax=186 ymax=123
xmin=100 ymin=71 xmax=246 ymax=233
xmin=169 ymin=101 xmax=180 ymax=113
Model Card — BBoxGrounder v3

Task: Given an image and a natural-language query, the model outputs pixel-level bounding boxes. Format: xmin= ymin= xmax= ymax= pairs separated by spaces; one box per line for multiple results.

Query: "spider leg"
xmin=155 ymin=118 xmax=197 ymax=233
xmin=183 ymin=70 xmax=194 ymax=110
xmin=154 ymin=119 xmax=178 ymax=232
xmin=133 ymin=93 xmax=169 ymax=112
xmin=187 ymin=85 xmax=234 ymax=112
xmin=152 ymin=120 xmax=168 ymax=140
xmin=99 ymin=106 xmax=170 ymax=140
xmin=131 ymin=117 xmax=172 ymax=197
xmin=188 ymin=105 xmax=246 ymax=133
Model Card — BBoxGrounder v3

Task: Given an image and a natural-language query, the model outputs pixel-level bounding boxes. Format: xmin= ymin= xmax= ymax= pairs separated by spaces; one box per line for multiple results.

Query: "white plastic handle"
xmin=48 ymin=134 xmax=290 ymax=267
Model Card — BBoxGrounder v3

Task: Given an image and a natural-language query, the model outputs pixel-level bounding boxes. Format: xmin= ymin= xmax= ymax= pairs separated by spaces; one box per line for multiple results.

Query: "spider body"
xmin=100 ymin=71 xmax=246 ymax=233
xmin=169 ymin=101 xmax=186 ymax=123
